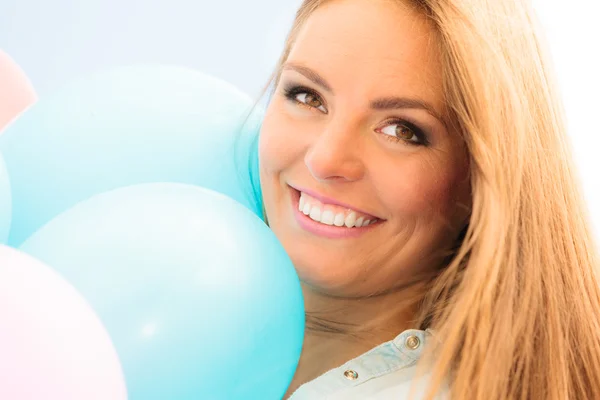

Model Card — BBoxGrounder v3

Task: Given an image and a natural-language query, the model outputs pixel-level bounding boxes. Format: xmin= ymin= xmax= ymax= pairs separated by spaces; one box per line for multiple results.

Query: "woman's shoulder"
xmin=289 ymin=329 xmax=449 ymax=399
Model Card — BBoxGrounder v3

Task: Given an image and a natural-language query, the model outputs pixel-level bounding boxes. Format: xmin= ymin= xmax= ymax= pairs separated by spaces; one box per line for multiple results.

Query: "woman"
xmin=256 ymin=0 xmax=600 ymax=398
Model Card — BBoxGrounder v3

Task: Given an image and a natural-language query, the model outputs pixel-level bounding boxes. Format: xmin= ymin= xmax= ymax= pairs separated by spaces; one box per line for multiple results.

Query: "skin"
xmin=258 ymin=0 xmax=471 ymax=395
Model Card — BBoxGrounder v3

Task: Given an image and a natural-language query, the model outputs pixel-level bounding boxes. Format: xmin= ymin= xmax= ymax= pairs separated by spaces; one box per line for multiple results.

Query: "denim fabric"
xmin=289 ymin=329 xmax=448 ymax=399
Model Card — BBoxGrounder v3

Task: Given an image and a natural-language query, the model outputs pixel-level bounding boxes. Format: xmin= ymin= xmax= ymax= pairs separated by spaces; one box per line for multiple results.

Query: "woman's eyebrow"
xmin=370 ymin=97 xmax=443 ymax=122
xmin=283 ymin=62 xmax=333 ymax=93
xmin=282 ymin=62 xmax=444 ymax=124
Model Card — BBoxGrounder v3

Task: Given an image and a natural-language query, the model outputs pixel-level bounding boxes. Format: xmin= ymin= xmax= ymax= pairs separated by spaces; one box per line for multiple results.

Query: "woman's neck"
xmin=283 ymin=282 xmax=425 ymax=399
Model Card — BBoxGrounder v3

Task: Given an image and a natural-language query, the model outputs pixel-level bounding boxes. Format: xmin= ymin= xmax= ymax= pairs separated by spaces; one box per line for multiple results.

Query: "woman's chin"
xmin=292 ymin=262 xmax=363 ymax=298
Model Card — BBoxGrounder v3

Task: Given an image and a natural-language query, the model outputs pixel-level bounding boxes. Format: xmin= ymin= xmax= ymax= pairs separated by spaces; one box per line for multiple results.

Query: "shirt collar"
xmin=289 ymin=328 xmax=431 ymax=398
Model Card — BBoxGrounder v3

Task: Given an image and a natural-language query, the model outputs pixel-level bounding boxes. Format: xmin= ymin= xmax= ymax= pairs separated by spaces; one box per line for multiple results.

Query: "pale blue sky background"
xmin=1 ymin=0 xmax=599 ymax=236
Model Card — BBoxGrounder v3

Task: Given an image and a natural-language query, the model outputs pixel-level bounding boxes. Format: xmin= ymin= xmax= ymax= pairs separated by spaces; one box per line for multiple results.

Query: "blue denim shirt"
xmin=288 ymin=329 xmax=448 ymax=399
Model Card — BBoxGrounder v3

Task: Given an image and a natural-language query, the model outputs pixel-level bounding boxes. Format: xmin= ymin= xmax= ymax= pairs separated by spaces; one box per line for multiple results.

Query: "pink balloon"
xmin=0 ymin=245 xmax=128 ymax=400
xmin=0 ymin=50 xmax=37 ymax=132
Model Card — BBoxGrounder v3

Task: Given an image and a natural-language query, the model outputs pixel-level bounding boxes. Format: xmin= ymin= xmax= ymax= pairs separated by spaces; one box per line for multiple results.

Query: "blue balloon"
xmin=19 ymin=183 xmax=304 ymax=399
xmin=0 ymin=65 xmax=263 ymax=246
xmin=0 ymin=154 xmax=11 ymax=243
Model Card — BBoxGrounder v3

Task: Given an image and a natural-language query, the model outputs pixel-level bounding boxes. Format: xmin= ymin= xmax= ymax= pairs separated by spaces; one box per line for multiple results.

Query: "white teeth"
xmin=320 ymin=210 xmax=335 ymax=225
xmin=333 ymin=213 xmax=345 ymax=227
xmin=298 ymin=192 xmax=380 ymax=228
xmin=309 ymin=207 xmax=321 ymax=222
xmin=344 ymin=212 xmax=357 ymax=228
xmin=302 ymin=202 xmax=311 ymax=215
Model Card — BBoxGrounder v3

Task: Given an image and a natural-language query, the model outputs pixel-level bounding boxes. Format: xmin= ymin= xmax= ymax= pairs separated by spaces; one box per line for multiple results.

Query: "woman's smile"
xmin=288 ymin=185 xmax=385 ymax=239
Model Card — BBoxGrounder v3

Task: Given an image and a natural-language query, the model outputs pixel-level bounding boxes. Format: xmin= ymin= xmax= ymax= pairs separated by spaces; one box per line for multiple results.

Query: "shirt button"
xmin=405 ymin=335 xmax=421 ymax=350
xmin=343 ymin=370 xmax=359 ymax=380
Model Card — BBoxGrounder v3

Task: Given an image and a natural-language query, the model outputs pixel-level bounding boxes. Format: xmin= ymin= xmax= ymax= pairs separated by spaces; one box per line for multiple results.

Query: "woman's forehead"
xmin=286 ymin=0 xmax=444 ymax=112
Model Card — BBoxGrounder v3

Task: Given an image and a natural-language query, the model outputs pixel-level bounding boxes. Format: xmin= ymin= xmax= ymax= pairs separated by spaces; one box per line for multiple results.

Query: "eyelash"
xmin=282 ymin=83 xmax=429 ymax=147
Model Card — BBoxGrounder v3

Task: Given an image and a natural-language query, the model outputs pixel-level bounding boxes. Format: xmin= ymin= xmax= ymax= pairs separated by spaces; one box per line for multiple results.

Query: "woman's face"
xmin=259 ymin=0 xmax=470 ymax=297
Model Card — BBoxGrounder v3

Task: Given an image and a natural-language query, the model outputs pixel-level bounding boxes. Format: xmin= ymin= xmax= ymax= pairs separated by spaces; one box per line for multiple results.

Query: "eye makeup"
xmin=279 ymin=81 xmax=432 ymax=147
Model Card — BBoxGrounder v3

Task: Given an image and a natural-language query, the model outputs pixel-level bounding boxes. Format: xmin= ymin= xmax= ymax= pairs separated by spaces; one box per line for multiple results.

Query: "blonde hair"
xmin=258 ymin=0 xmax=600 ymax=398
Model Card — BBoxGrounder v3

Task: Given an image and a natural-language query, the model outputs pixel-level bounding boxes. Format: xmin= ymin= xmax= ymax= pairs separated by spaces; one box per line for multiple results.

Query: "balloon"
xmin=0 ymin=154 xmax=10 ymax=243
xmin=0 ymin=245 xmax=127 ymax=400
xmin=20 ymin=183 xmax=304 ymax=399
xmin=0 ymin=65 xmax=263 ymax=246
xmin=0 ymin=50 xmax=37 ymax=133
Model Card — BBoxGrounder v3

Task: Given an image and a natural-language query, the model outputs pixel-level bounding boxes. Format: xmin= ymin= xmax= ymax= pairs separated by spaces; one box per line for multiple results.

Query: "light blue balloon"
xmin=20 ymin=183 xmax=304 ymax=399
xmin=0 ymin=65 xmax=263 ymax=246
xmin=0 ymin=154 xmax=10 ymax=243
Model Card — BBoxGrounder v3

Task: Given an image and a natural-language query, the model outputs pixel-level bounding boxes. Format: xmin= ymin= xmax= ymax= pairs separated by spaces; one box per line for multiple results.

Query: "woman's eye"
xmin=295 ymin=92 xmax=327 ymax=113
xmin=381 ymin=123 xmax=421 ymax=144
xmin=283 ymin=84 xmax=328 ymax=113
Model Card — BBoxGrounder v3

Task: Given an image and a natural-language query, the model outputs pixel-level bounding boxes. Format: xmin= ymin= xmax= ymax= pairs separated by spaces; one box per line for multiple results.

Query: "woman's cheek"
xmin=376 ymin=159 xmax=461 ymax=218
xmin=258 ymin=111 xmax=285 ymax=171
xmin=259 ymin=107 xmax=308 ymax=170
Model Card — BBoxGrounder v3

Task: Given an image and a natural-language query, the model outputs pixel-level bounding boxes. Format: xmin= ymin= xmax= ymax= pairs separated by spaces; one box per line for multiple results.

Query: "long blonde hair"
xmin=258 ymin=0 xmax=600 ymax=398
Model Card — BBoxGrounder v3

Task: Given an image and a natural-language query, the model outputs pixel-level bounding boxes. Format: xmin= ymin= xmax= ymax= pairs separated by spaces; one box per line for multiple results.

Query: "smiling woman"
xmin=255 ymin=0 xmax=600 ymax=399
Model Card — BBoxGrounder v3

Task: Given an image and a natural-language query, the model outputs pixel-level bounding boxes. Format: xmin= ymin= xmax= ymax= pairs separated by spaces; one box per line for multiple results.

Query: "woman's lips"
xmin=289 ymin=187 xmax=383 ymax=239
xmin=288 ymin=184 xmax=381 ymax=221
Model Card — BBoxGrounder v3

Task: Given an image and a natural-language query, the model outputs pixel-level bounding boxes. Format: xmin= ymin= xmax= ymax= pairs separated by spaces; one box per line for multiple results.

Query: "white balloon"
xmin=0 ymin=245 xmax=127 ymax=400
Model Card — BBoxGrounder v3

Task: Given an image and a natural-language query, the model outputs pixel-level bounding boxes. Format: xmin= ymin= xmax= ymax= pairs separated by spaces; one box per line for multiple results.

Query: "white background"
xmin=533 ymin=1 xmax=600 ymax=239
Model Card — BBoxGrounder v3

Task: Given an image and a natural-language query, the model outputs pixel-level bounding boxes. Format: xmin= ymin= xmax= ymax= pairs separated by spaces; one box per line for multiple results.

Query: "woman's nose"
xmin=304 ymin=121 xmax=365 ymax=183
